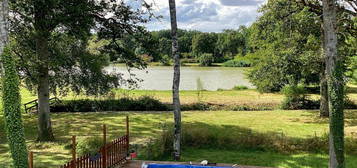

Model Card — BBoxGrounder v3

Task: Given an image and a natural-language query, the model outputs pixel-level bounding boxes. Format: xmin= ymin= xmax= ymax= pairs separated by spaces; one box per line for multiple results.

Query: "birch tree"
xmin=323 ymin=0 xmax=345 ymax=167
xmin=168 ymin=0 xmax=181 ymax=160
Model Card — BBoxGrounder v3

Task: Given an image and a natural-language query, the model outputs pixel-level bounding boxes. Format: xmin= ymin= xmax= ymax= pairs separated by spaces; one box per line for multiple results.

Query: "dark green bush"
xmin=159 ymin=54 xmax=171 ymax=66
xmin=77 ymin=137 xmax=103 ymax=156
xmin=280 ymin=85 xmax=319 ymax=110
xmin=181 ymin=103 xmax=210 ymax=111
xmin=50 ymin=96 xmax=169 ymax=112
xmin=232 ymin=85 xmax=248 ymax=90
xmin=198 ymin=53 xmax=214 ymax=66
xmin=223 ymin=60 xmax=251 ymax=67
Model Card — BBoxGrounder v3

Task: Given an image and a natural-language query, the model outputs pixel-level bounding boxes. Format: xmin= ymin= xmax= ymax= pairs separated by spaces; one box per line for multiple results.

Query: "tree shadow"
xmin=162 ymin=122 xmax=357 ymax=168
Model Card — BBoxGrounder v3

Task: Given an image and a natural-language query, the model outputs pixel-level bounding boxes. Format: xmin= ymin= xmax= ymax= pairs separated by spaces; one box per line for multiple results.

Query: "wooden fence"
xmin=26 ymin=116 xmax=130 ymax=168
xmin=59 ymin=116 xmax=129 ymax=168
xmin=60 ymin=135 xmax=129 ymax=168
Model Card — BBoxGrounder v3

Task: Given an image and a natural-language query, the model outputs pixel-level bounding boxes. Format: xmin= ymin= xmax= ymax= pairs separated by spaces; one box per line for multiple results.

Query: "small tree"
xmin=1 ymin=47 xmax=29 ymax=168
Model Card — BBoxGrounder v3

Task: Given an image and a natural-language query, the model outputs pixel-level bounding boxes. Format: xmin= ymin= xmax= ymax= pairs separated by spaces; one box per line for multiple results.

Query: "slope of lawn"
xmin=1 ymin=110 xmax=357 ymax=168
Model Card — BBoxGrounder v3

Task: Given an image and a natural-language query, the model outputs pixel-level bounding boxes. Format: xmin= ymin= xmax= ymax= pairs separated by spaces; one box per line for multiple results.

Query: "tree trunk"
xmin=168 ymin=0 xmax=181 ymax=161
xmin=320 ymin=69 xmax=329 ymax=117
xmin=34 ymin=4 xmax=55 ymax=141
xmin=36 ymin=33 xmax=54 ymax=141
xmin=0 ymin=0 xmax=8 ymax=56
xmin=320 ymin=24 xmax=329 ymax=118
xmin=323 ymin=0 xmax=345 ymax=167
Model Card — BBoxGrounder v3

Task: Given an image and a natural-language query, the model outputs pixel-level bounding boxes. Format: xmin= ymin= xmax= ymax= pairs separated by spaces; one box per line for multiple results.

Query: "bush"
xmin=223 ymin=60 xmax=251 ymax=67
xmin=280 ymin=85 xmax=319 ymax=110
xmin=77 ymin=137 xmax=103 ymax=156
xmin=50 ymin=96 xmax=169 ymax=112
xmin=232 ymin=85 xmax=248 ymax=90
xmin=159 ymin=54 xmax=171 ymax=66
xmin=198 ymin=53 xmax=214 ymax=66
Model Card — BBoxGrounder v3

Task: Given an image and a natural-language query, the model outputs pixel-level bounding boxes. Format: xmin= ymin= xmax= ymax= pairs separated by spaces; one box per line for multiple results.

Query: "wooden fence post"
xmin=126 ymin=116 xmax=129 ymax=141
xmin=71 ymin=136 xmax=76 ymax=168
xmin=102 ymin=124 xmax=107 ymax=168
xmin=126 ymin=116 xmax=129 ymax=153
xmin=28 ymin=151 xmax=33 ymax=168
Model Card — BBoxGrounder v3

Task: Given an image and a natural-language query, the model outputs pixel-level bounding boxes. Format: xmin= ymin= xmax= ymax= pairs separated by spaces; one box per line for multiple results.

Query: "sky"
xmin=142 ymin=0 xmax=267 ymax=32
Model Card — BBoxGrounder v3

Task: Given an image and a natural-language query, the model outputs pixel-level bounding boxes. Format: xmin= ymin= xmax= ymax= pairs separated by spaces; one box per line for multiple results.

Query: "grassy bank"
xmin=1 ymin=110 xmax=357 ymax=167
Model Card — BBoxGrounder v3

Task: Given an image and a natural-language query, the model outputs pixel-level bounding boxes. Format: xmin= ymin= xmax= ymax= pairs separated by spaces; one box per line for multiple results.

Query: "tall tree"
xmin=1 ymin=0 xmax=29 ymax=167
xmin=323 ymin=0 xmax=345 ymax=167
xmin=168 ymin=0 xmax=181 ymax=160
xmin=9 ymin=0 xmax=153 ymax=141
xmin=297 ymin=0 xmax=357 ymax=118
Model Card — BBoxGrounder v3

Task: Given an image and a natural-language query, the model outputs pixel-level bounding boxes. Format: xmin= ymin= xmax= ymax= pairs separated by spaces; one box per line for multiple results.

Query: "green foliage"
xmin=216 ymin=27 xmax=250 ymax=59
xmin=9 ymin=0 xmax=153 ymax=96
xmin=159 ymin=54 xmax=171 ymax=66
xmin=1 ymin=47 xmax=28 ymax=168
xmin=223 ymin=60 xmax=251 ymax=67
xmin=280 ymin=85 xmax=319 ymax=110
xmin=198 ymin=53 xmax=214 ymax=66
xmin=232 ymin=85 xmax=248 ymax=90
xmin=247 ymin=0 xmax=322 ymax=92
xmin=50 ymin=96 xmax=169 ymax=112
xmin=77 ymin=137 xmax=103 ymax=156
xmin=192 ymin=33 xmax=218 ymax=56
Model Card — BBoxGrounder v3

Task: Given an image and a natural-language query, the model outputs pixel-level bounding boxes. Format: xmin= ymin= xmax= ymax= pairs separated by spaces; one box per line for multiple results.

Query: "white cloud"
xmin=144 ymin=0 xmax=266 ymax=32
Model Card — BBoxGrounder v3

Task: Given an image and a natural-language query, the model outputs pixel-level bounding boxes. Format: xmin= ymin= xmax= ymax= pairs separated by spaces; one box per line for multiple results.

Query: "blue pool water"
xmin=146 ymin=164 xmax=231 ymax=168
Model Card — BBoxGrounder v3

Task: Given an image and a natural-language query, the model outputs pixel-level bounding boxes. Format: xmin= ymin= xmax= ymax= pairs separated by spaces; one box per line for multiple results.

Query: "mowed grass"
xmin=1 ymin=110 xmax=357 ymax=167
xmin=1 ymin=88 xmax=357 ymax=167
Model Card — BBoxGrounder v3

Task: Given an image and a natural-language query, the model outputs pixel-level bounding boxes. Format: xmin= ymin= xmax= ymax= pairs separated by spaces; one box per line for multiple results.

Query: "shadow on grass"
xmin=0 ymin=112 xmax=171 ymax=167
xmin=143 ymin=122 xmax=357 ymax=168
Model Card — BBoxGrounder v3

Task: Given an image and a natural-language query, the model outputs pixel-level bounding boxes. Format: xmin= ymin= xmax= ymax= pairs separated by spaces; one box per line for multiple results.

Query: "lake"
xmin=106 ymin=65 xmax=254 ymax=91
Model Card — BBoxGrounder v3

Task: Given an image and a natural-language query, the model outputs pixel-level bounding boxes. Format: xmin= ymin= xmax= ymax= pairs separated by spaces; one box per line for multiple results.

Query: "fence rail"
xmin=60 ymin=135 xmax=128 ymax=168
xmin=58 ymin=116 xmax=130 ymax=168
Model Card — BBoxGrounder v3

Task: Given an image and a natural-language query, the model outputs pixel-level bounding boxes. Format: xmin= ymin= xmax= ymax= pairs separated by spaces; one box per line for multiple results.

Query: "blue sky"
xmin=143 ymin=0 xmax=267 ymax=32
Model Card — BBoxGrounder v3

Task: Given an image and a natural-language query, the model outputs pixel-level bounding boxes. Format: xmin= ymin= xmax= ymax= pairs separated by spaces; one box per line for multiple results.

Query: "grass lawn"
xmin=180 ymin=148 xmax=357 ymax=168
xmin=1 ymin=110 xmax=357 ymax=167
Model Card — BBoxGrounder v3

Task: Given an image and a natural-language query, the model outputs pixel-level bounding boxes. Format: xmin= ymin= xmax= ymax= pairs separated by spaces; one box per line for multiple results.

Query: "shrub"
xmin=181 ymin=103 xmax=210 ymax=111
xmin=280 ymin=85 xmax=319 ymax=110
xmin=77 ymin=137 xmax=103 ymax=156
xmin=232 ymin=85 xmax=248 ymax=90
xmin=50 ymin=96 xmax=169 ymax=112
xmin=159 ymin=54 xmax=171 ymax=66
xmin=198 ymin=53 xmax=214 ymax=66
xmin=223 ymin=60 xmax=251 ymax=67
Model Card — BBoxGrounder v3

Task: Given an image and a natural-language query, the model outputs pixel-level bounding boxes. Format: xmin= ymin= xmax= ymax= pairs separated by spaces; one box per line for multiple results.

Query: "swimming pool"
xmin=143 ymin=164 xmax=233 ymax=168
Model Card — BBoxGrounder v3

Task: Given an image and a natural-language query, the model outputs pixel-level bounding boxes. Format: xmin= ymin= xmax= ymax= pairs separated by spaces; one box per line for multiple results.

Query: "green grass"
xmin=1 ymin=110 xmax=357 ymax=167
xmin=1 ymin=88 xmax=357 ymax=167
xmin=180 ymin=148 xmax=357 ymax=168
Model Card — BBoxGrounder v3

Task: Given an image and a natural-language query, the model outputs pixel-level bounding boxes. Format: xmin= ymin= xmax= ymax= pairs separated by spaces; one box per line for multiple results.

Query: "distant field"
xmin=1 ymin=110 xmax=357 ymax=167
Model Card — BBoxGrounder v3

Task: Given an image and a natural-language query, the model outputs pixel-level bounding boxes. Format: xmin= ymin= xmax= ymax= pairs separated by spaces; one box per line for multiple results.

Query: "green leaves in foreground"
xmin=1 ymin=47 xmax=28 ymax=168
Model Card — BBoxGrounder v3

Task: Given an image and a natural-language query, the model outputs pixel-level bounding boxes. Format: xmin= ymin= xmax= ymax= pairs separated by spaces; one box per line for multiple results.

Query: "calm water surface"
xmin=106 ymin=65 xmax=254 ymax=91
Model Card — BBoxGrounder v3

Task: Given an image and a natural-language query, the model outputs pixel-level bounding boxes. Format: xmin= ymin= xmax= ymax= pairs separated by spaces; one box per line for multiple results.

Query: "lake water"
xmin=106 ymin=65 xmax=254 ymax=91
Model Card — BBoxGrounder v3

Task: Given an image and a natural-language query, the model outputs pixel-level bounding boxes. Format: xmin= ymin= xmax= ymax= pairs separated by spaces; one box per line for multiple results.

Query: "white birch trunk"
xmin=168 ymin=0 xmax=181 ymax=160
xmin=323 ymin=0 xmax=345 ymax=167
xmin=0 ymin=0 xmax=8 ymax=57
